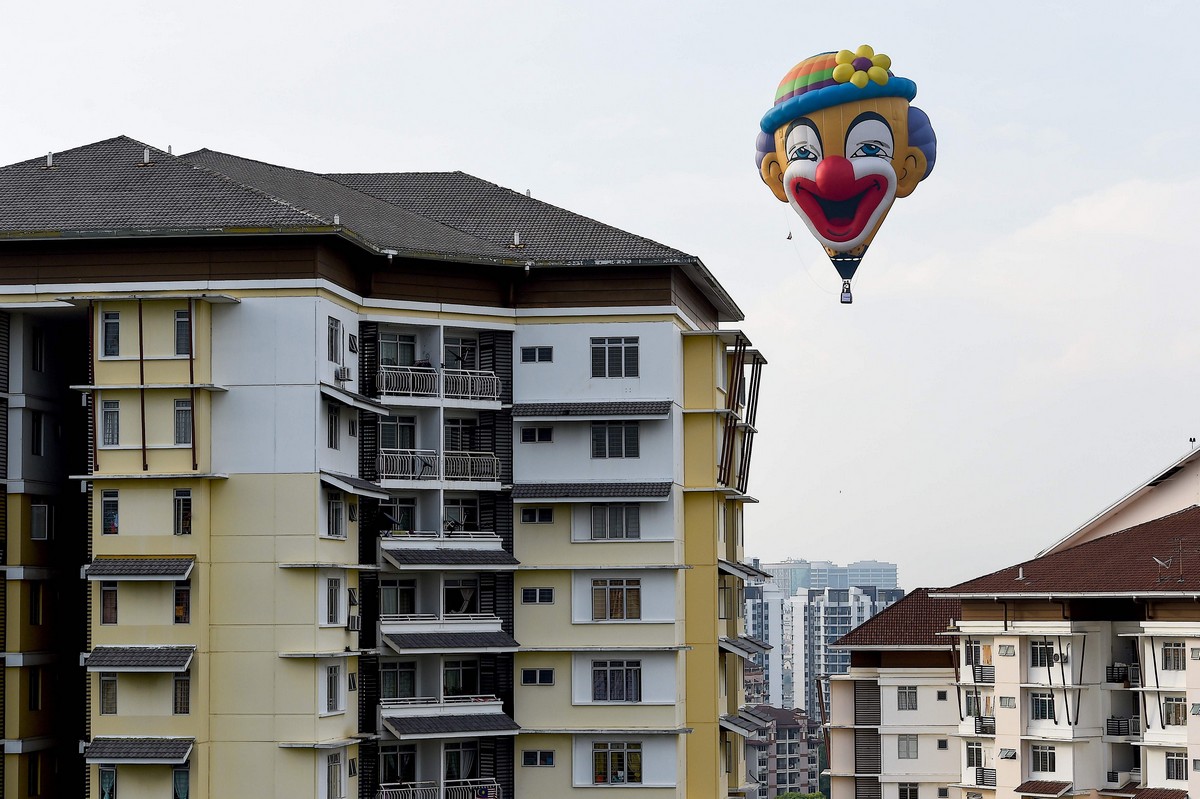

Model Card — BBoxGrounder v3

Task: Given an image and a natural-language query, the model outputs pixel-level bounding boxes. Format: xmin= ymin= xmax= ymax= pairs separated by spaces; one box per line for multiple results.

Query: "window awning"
xmin=85 ymin=646 xmax=195 ymax=673
xmin=84 ymin=737 xmax=193 ymax=764
xmin=382 ymin=713 xmax=520 ymax=740
xmin=719 ymin=713 xmax=763 ymax=737
xmin=320 ymin=471 xmax=389 ymax=500
xmin=512 ymin=401 xmax=671 ymax=420
xmin=383 ymin=631 xmax=519 ymax=654
xmin=1015 ymin=782 xmax=1072 ymax=798
xmin=512 ymin=482 xmax=672 ymax=503
xmin=84 ymin=557 xmax=194 ymax=581
xmin=718 ymin=558 xmax=772 ymax=581
xmin=381 ymin=549 xmax=518 ymax=572
xmin=319 ymin=382 xmax=389 ymax=416
xmin=719 ymin=636 xmax=770 ymax=659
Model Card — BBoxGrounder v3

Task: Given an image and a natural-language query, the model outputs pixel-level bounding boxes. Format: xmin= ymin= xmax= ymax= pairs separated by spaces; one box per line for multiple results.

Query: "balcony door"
xmin=380 ymin=498 xmax=417 ymax=534
xmin=380 ymin=332 xmax=416 ymax=367
xmin=380 ymin=579 xmax=416 ymax=615
xmin=444 ymin=337 xmax=478 ymax=370
xmin=445 ymin=741 xmax=479 ymax=781
xmin=444 ymin=578 xmax=478 ymax=614
xmin=443 ymin=660 xmax=479 ymax=697
xmin=380 ymin=661 xmax=416 ymax=699
xmin=379 ymin=743 xmax=416 ymax=784
xmin=444 ymin=418 xmax=478 ymax=452
xmin=380 ymin=416 xmax=416 ymax=450
xmin=444 ymin=498 xmax=480 ymax=532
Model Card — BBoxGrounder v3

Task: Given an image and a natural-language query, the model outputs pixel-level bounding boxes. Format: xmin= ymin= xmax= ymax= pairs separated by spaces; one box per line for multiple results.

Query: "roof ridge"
xmin=1 ymin=134 xmax=153 ymax=172
xmin=174 ymin=149 xmax=336 ymax=227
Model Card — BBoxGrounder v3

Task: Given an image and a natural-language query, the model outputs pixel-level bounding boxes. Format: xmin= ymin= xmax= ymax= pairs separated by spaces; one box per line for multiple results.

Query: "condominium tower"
xmin=0 ymin=137 xmax=767 ymax=799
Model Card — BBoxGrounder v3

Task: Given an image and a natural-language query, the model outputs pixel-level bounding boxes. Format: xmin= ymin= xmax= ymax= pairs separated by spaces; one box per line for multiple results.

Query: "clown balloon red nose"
xmin=756 ymin=45 xmax=937 ymax=303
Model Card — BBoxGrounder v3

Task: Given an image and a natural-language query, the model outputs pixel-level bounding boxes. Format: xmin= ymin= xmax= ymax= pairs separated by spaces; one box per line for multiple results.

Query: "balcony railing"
xmin=379 ymin=780 xmax=501 ymax=799
xmin=1106 ymin=716 xmax=1141 ymax=737
xmin=378 ymin=366 xmax=439 ymax=398
xmin=975 ymin=768 xmax=997 ymax=787
xmin=380 ymin=613 xmax=503 ymax=635
xmin=377 ymin=450 xmax=501 ymax=482
xmin=974 ymin=716 xmax=996 ymax=735
xmin=972 ymin=664 xmax=996 ymax=684
xmin=380 ymin=694 xmax=503 ymax=718
xmin=376 ymin=366 xmax=501 ymax=402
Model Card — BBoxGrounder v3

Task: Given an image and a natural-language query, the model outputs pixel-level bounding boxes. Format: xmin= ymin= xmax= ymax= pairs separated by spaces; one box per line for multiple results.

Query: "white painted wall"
xmin=514 ymin=417 xmax=674 ymax=483
xmin=567 ymin=498 xmax=675 ymax=542
xmin=570 ymin=735 xmax=678 ymax=788
xmin=570 ymin=570 xmax=676 ymax=624
xmin=570 ymin=651 xmax=676 ymax=705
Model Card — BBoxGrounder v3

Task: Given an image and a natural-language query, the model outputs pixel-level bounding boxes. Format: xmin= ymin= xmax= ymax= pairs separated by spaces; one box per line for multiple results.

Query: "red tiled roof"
xmin=1133 ymin=790 xmax=1188 ymax=799
xmin=941 ymin=505 xmax=1200 ymax=596
xmin=833 ymin=588 xmax=960 ymax=648
xmin=1015 ymin=781 xmax=1071 ymax=797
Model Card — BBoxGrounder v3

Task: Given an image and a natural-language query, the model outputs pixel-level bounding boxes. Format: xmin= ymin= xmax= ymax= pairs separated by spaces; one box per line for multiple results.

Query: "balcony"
xmin=975 ymin=716 xmax=996 ymax=735
xmin=1105 ymin=716 xmax=1141 ymax=738
xmin=380 ymin=529 xmax=503 ymax=551
xmin=975 ymin=768 xmax=997 ymax=787
xmin=973 ymin=665 xmax=996 ymax=684
xmin=377 ymin=366 xmax=501 ymax=403
xmin=380 ymin=694 xmax=504 ymax=719
xmin=378 ymin=450 xmax=500 ymax=483
xmin=379 ymin=779 xmax=502 ymax=799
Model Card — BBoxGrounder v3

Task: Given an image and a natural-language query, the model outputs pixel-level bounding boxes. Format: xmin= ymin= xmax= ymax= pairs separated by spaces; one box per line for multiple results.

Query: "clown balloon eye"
xmin=789 ymin=145 xmax=818 ymax=162
xmin=851 ymin=142 xmax=890 ymax=158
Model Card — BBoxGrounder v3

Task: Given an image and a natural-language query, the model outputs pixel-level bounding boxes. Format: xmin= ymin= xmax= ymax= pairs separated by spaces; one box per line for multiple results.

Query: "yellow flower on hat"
xmin=832 ymin=45 xmax=892 ymax=89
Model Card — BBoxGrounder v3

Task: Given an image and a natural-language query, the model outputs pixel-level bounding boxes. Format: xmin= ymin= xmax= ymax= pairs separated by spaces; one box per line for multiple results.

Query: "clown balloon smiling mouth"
xmin=756 ymin=45 xmax=937 ymax=303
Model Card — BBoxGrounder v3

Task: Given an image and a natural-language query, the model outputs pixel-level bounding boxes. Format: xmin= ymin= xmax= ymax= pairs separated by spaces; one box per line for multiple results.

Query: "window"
xmin=999 ymin=696 xmax=1016 ymax=708
xmin=100 ymin=672 xmax=117 ymax=714
xmin=965 ymin=639 xmax=982 ymax=666
xmin=1164 ymin=696 xmax=1187 ymax=726
xmin=938 ymin=789 xmax=949 ymax=798
xmin=327 ymin=405 xmax=340 ymax=450
xmin=591 ymin=578 xmax=641 ymax=620
xmin=172 ymin=767 xmax=189 ymax=799
xmin=27 ymin=751 xmax=40 ymax=796
xmin=593 ymin=660 xmax=642 ymax=701
xmin=445 ymin=578 xmax=479 ymax=614
xmin=327 ymin=491 xmax=345 ymax=538
xmin=898 ymin=686 xmax=918 ymax=711
xmin=173 ymin=399 xmax=192 ymax=446
xmin=327 ymin=317 xmax=342 ymax=364
xmin=348 ymin=334 xmax=358 ymax=354
xmin=897 ymin=735 xmax=918 ymax=759
xmin=174 ymin=310 xmax=191 ymax=356
xmin=327 ymin=578 xmax=342 ymax=624
xmin=380 ymin=743 xmax=417 ymax=784
xmin=326 ymin=665 xmax=342 ymax=713
xmin=30 ymin=410 xmax=44 ymax=456
xmin=444 ymin=418 xmax=478 ymax=452
xmin=100 ymin=767 xmax=117 ymax=799
xmin=29 ymin=581 xmax=43 ymax=625
xmin=103 ymin=312 xmax=120 ymax=357
xmin=522 ymin=750 xmax=555 ymax=766
xmin=1031 ymin=744 xmax=1055 ymax=773
xmin=28 ymin=665 xmax=41 ymax=710
xmin=1163 ymin=642 xmax=1186 ymax=670
xmin=1167 ymin=751 xmax=1189 ymax=781
xmin=1031 ymin=640 xmax=1053 ymax=668
xmin=29 ymin=326 xmax=46 ymax=375
xmin=520 ymin=426 xmax=553 ymax=443
xmin=379 ymin=332 xmax=415 ymax=367
xmin=327 ymin=751 xmax=344 ymax=799
xmin=348 ymin=418 xmax=357 ymax=438
xmin=966 ymin=741 xmax=982 ymax=768
xmin=1031 ymin=692 xmax=1055 ymax=721
xmin=521 ymin=668 xmax=554 ymax=685
xmin=380 ymin=662 xmax=416 ymax=699
xmin=174 ymin=672 xmax=190 ymax=714
xmin=379 ymin=579 xmax=416 ymax=615
xmin=444 ymin=660 xmax=480 ymax=697
xmin=174 ymin=582 xmax=191 ymax=624
xmin=521 ymin=587 xmax=554 ymax=604
xmin=899 ymin=784 xmax=918 ymax=799
xmin=444 ymin=337 xmax=478 ymax=370
xmin=521 ymin=507 xmax=553 ymax=524
xmin=443 ymin=498 xmax=479 ymax=532
xmin=590 ymin=336 xmax=639 ymax=378
xmin=965 ymin=692 xmax=981 ymax=717
xmin=101 ymin=581 xmax=118 ymax=624
xmin=380 ymin=415 xmax=416 ymax=450
xmin=999 ymin=748 xmax=1017 ymax=760
xmin=101 ymin=490 xmax=119 ymax=534
xmin=998 ymin=644 xmax=1015 ymax=656
xmin=174 ymin=490 xmax=192 ymax=535
xmin=592 ymin=741 xmax=642 ymax=784
xmin=937 ymin=739 xmax=948 ymax=750
xmin=101 ymin=400 xmax=119 ymax=446
xmin=590 ymin=504 xmax=640 ymax=539
xmin=936 ymin=690 xmax=948 ymax=701
xmin=521 ymin=346 xmax=552 ymax=363
xmin=348 ymin=672 xmax=357 ymax=691
xmin=30 ymin=503 xmax=50 ymax=541
xmin=591 ymin=421 xmax=639 ymax=458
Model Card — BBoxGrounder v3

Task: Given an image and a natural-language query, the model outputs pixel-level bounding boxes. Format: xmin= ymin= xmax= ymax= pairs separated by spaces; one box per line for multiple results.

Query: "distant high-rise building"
xmin=745 ymin=579 xmax=786 ymax=706
xmin=759 ymin=557 xmax=898 ymax=594
xmin=795 ymin=585 xmax=905 ymax=715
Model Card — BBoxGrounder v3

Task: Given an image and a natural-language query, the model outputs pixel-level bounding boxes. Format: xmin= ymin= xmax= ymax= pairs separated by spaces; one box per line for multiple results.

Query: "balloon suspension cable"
xmin=840 ymin=280 xmax=853 ymax=304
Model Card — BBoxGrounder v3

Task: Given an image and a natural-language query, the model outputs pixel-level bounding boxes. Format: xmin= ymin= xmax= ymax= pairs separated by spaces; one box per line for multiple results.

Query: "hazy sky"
xmin=5 ymin=1 xmax=1198 ymax=588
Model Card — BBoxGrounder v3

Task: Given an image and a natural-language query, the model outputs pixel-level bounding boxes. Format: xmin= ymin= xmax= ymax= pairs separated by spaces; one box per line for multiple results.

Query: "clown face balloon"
xmin=756 ymin=46 xmax=937 ymax=299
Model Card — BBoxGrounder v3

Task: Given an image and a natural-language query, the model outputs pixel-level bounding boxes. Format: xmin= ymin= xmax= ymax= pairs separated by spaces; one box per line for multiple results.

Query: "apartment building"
xmin=759 ymin=559 xmax=899 ymax=597
xmin=797 ymin=586 xmax=905 ymax=716
xmin=745 ymin=704 xmax=819 ymax=798
xmin=0 ymin=137 xmax=767 ymax=799
xmin=828 ymin=588 xmax=961 ymax=799
xmin=745 ymin=580 xmax=786 ymax=707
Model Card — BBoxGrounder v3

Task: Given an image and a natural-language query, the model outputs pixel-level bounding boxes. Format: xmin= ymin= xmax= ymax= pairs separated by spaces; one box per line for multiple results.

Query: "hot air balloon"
xmin=756 ymin=45 xmax=937 ymax=303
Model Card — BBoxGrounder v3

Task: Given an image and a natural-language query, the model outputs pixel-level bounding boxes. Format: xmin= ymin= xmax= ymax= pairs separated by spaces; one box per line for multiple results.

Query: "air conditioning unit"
xmin=347 ymin=615 xmax=362 ymax=632
xmin=334 ymin=366 xmax=352 ymax=381
xmin=1052 ymin=652 xmax=1067 ymax=664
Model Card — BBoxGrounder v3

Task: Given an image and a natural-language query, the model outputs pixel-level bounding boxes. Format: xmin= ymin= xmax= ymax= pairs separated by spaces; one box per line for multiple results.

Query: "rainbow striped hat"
xmin=760 ymin=46 xmax=917 ymax=134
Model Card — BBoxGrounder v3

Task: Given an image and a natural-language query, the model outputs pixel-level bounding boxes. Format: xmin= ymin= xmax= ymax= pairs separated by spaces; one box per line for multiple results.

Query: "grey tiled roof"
xmin=384 ymin=712 xmax=520 ymax=738
xmin=85 ymin=556 xmax=194 ymax=578
xmin=512 ymin=401 xmax=672 ymax=418
xmin=0 ymin=137 xmax=322 ymax=233
xmin=84 ymin=737 xmax=194 ymax=762
xmin=86 ymin=646 xmax=194 ymax=671
xmin=384 ymin=549 xmax=519 ymax=566
xmin=327 ymin=171 xmax=691 ymax=263
xmin=512 ymin=482 xmax=673 ymax=500
xmin=384 ymin=631 xmax=519 ymax=651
